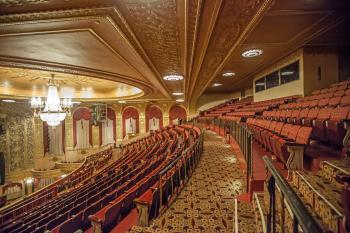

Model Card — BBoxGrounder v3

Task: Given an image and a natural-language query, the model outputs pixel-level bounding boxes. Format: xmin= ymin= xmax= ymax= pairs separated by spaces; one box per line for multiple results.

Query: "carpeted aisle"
xmin=129 ymin=130 xmax=248 ymax=233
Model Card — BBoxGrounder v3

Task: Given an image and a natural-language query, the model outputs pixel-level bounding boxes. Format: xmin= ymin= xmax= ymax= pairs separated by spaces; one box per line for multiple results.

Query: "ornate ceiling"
xmin=0 ymin=0 xmax=349 ymax=109
xmin=0 ymin=66 xmax=143 ymax=101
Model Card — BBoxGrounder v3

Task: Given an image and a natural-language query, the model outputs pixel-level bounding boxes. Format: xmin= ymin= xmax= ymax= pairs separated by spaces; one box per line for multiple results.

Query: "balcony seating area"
xmin=197 ymin=96 xmax=299 ymax=125
xmin=197 ymin=79 xmax=350 ymax=233
xmin=0 ymin=125 xmax=202 ymax=233
xmin=197 ymin=96 xmax=253 ymax=122
xmin=0 ymin=147 xmax=113 ymax=228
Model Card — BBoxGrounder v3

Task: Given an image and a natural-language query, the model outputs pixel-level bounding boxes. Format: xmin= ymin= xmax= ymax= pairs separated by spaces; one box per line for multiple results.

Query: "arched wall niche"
xmin=122 ymin=106 xmax=140 ymax=138
xmin=169 ymin=104 xmax=187 ymax=124
xmin=145 ymin=105 xmax=163 ymax=131
xmin=99 ymin=107 xmax=116 ymax=145
xmin=43 ymin=121 xmax=65 ymax=155
xmin=73 ymin=107 xmax=92 ymax=148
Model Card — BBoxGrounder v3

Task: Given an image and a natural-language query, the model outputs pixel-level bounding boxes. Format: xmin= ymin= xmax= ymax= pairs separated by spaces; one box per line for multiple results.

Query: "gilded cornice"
xmin=185 ymin=0 xmax=202 ymax=96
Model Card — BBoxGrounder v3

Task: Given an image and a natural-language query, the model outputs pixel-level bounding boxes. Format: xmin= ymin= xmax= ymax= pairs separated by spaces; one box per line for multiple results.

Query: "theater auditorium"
xmin=0 ymin=1 xmax=350 ymax=233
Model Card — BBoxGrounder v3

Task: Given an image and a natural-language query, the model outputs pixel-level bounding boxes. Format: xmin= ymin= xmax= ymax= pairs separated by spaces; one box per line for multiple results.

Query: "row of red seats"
xmin=131 ymin=127 xmax=202 ymax=225
xmin=0 ymin=138 xmax=161 ymax=233
xmin=86 ymin=125 xmax=201 ymax=233
xmin=2 ymin=127 xmax=178 ymax=232
xmin=0 ymin=148 xmax=113 ymax=226
xmin=263 ymin=97 xmax=350 ymax=147
xmin=247 ymin=118 xmax=312 ymax=166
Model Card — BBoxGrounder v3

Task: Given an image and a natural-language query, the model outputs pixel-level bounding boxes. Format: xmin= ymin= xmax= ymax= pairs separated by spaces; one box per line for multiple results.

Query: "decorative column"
xmin=33 ymin=118 xmax=44 ymax=158
xmin=92 ymin=125 xmax=100 ymax=148
xmin=139 ymin=112 xmax=146 ymax=134
xmin=113 ymin=105 xmax=123 ymax=146
xmin=163 ymin=113 xmax=169 ymax=126
xmin=64 ymin=116 xmax=73 ymax=151
xmin=162 ymin=103 xmax=170 ymax=126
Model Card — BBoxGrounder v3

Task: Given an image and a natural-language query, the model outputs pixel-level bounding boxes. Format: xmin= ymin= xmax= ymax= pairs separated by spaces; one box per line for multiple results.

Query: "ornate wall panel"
xmin=0 ymin=103 xmax=34 ymax=175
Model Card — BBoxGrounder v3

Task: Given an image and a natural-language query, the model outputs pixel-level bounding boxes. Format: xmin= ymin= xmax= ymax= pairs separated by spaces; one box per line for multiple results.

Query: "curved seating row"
xmin=0 ymin=147 xmax=113 ymax=227
xmin=0 ymin=125 xmax=202 ymax=233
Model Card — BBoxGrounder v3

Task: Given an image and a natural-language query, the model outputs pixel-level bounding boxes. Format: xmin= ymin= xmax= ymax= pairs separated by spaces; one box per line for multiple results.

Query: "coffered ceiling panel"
xmin=0 ymin=31 xmax=141 ymax=77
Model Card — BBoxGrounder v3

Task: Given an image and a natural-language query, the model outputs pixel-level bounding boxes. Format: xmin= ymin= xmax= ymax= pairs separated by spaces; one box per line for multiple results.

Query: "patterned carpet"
xmin=129 ymin=130 xmax=248 ymax=233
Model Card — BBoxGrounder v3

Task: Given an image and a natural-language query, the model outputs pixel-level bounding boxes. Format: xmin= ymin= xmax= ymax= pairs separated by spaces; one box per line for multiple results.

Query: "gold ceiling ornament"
xmin=30 ymin=74 xmax=73 ymax=127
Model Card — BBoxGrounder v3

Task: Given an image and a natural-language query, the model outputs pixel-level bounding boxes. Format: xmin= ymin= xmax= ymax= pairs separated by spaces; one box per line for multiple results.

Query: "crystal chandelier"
xmin=30 ymin=74 xmax=73 ymax=127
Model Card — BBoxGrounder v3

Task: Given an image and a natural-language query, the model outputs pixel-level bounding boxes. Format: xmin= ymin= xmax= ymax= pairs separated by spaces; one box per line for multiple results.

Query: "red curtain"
xmin=99 ymin=108 xmax=116 ymax=145
xmin=73 ymin=108 xmax=92 ymax=147
xmin=146 ymin=105 xmax=163 ymax=131
xmin=122 ymin=107 xmax=139 ymax=138
xmin=169 ymin=105 xmax=187 ymax=123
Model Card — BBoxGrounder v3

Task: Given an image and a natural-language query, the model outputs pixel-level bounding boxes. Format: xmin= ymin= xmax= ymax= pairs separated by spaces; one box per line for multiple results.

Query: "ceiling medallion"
xmin=176 ymin=99 xmax=184 ymax=102
xmin=222 ymin=71 xmax=236 ymax=77
xmin=30 ymin=74 xmax=73 ymax=127
xmin=242 ymin=49 xmax=263 ymax=58
xmin=163 ymin=75 xmax=184 ymax=81
xmin=212 ymin=83 xmax=222 ymax=87
xmin=172 ymin=92 xmax=184 ymax=96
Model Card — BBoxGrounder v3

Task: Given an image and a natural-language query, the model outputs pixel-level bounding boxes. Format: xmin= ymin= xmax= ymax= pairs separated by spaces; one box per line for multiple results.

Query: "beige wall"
xmin=303 ymin=47 xmax=339 ymax=96
xmin=196 ymin=87 xmax=253 ymax=113
xmin=253 ymin=47 xmax=339 ymax=102
xmin=253 ymin=49 xmax=304 ymax=102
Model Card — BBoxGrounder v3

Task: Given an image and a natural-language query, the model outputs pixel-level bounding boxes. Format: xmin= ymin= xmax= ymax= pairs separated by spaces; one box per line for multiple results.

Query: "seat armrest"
xmin=285 ymin=142 xmax=306 ymax=147
xmin=89 ymin=215 xmax=103 ymax=224
xmin=343 ymin=119 xmax=350 ymax=130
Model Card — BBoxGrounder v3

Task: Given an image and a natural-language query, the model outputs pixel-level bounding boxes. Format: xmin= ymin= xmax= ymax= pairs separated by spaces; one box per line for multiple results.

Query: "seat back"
xmin=340 ymin=95 xmax=350 ymax=107
xmin=280 ymin=124 xmax=293 ymax=137
xmin=59 ymin=212 xmax=83 ymax=233
xmin=287 ymin=125 xmax=301 ymax=140
xmin=299 ymin=108 xmax=309 ymax=118
xmin=316 ymin=107 xmax=332 ymax=120
xmin=102 ymin=200 xmax=123 ymax=232
xmin=329 ymin=96 xmax=341 ymax=107
xmin=274 ymin=122 xmax=284 ymax=134
xmin=330 ymin=107 xmax=350 ymax=121
xmin=306 ymin=108 xmax=319 ymax=119
xmin=295 ymin=127 xmax=312 ymax=145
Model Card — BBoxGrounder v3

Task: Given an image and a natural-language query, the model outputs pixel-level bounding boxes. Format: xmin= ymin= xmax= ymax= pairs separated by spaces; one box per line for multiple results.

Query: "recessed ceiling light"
xmin=118 ymin=100 xmax=126 ymax=104
xmin=222 ymin=72 xmax=236 ymax=77
xmin=172 ymin=92 xmax=184 ymax=96
xmin=2 ymin=99 xmax=16 ymax=103
xmin=163 ymin=75 xmax=184 ymax=81
xmin=176 ymin=99 xmax=184 ymax=102
xmin=212 ymin=83 xmax=222 ymax=87
xmin=242 ymin=49 xmax=263 ymax=58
